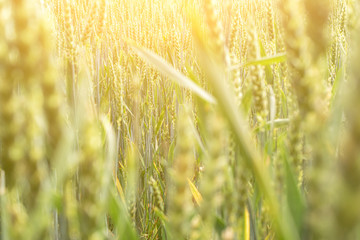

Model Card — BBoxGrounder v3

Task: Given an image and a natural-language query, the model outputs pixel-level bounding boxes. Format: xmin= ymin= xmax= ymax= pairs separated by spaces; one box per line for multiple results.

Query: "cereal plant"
xmin=1 ymin=0 xmax=360 ymax=239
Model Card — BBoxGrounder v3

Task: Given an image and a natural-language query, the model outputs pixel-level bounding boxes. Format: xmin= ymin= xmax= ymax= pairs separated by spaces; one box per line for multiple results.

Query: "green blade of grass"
xmin=284 ymin=154 xmax=306 ymax=232
xmin=187 ymin=178 xmax=203 ymax=206
xmin=108 ymin=188 xmax=138 ymax=240
xmin=244 ymin=53 xmax=287 ymax=67
xmin=126 ymin=40 xmax=217 ymax=104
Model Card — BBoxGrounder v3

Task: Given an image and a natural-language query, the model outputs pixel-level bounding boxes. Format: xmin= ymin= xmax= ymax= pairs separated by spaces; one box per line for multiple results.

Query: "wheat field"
xmin=0 ymin=0 xmax=359 ymax=239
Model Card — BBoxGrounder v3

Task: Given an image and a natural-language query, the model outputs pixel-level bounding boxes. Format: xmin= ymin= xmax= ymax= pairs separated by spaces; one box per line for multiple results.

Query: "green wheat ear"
xmin=168 ymin=105 xmax=195 ymax=239
xmin=198 ymin=109 xmax=227 ymax=239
